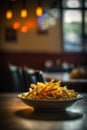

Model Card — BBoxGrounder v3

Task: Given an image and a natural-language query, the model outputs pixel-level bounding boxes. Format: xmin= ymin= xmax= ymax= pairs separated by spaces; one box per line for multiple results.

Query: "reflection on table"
xmin=0 ymin=93 xmax=87 ymax=130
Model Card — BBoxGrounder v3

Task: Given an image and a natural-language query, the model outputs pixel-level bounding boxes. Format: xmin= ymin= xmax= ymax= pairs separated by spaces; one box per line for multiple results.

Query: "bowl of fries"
xmin=18 ymin=79 xmax=83 ymax=111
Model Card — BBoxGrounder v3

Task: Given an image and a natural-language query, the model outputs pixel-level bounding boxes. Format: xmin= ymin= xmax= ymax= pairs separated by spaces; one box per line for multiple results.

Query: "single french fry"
xmin=38 ymin=79 xmax=54 ymax=94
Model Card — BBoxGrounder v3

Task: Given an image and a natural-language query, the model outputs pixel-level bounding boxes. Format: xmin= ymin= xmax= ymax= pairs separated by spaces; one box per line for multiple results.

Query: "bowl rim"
xmin=17 ymin=92 xmax=83 ymax=102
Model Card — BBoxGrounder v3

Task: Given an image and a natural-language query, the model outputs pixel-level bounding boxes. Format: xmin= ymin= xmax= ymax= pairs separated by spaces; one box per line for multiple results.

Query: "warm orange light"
xmin=36 ymin=6 xmax=43 ymax=17
xmin=6 ymin=9 xmax=13 ymax=19
xmin=13 ymin=22 xmax=20 ymax=30
xmin=21 ymin=26 xmax=28 ymax=32
xmin=25 ymin=20 xmax=37 ymax=29
xmin=20 ymin=9 xmax=28 ymax=18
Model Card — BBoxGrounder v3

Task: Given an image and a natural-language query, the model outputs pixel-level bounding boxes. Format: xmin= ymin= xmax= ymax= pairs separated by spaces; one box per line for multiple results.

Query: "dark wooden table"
xmin=0 ymin=93 xmax=87 ymax=130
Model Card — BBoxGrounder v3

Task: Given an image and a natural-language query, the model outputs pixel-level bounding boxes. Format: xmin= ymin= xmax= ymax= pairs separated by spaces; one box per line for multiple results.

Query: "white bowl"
xmin=17 ymin=92 xmax=83 ymax=111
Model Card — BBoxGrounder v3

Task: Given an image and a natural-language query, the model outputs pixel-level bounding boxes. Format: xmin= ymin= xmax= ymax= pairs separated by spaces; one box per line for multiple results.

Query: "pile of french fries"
xmin=22 ymin=79 xmax=78 ymax=100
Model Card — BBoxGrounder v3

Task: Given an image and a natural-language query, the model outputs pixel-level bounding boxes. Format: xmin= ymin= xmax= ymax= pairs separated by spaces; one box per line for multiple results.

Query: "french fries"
xmin=22 ymin=79 xmax=78 ymax=100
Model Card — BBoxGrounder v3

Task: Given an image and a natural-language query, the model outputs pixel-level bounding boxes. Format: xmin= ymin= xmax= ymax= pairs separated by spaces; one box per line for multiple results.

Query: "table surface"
xmin=43 ymin=72 xmax=87 ymax=83
xmin=0 ymin=93 xmax=87 ymax=130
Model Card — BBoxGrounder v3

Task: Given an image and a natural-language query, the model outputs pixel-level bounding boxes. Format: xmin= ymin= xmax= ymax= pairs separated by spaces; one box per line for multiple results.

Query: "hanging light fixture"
xmin=36 ymin=0 xmax=43 ymax=17
xmin=6 ymin=0 xmax=13 ymax=20
xmin=20 ymin=0 xmax=28 ymax=18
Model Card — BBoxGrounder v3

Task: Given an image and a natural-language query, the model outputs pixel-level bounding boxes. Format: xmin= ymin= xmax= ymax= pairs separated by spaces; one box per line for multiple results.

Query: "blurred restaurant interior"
xmin=0 ymin=0 xmax=87 ymax=93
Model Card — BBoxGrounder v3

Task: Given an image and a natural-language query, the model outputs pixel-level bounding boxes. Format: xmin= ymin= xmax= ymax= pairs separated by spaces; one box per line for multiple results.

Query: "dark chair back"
xmin=8 ymin=64 xmax=25 ymax=92
xmin=8 ymin=64 xmax=47 ymax=92
xmin=23 ymin=67 xmax=37 ymax=90
xmin=35 ymin=70 xmax=46 ymax=82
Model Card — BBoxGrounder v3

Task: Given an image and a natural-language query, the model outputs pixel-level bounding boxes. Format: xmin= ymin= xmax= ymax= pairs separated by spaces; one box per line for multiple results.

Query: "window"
xmin=62 ymin=0 xmax=87 ymax=53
